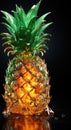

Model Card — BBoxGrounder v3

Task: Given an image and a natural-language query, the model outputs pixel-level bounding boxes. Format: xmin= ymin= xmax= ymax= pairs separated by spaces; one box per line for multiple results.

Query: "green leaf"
xmin=33 ymin=22 xmax=53 ymax=36
xmin=35 ymin=12 xmax=51 ymax=29
xmin=27 ymin=0 xmax=41 ymax=24
xmin=2 ymin=22 xmax=15 ymax=34
xmin=15 ymin=5 xmax=27 ymax=27
xmin=28 ymin=17 xmax=36 ymax=30
xmin=1 ymin=10 xmax=16 ymax=30
xmin=41 ymin=22 xmax=53 ymax=31
xmin=12 ymin=11 xmax=20 ymax=30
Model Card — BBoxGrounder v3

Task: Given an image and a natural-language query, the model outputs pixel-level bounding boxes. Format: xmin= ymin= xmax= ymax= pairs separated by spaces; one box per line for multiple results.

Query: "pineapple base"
xmin=3 ymin=88 xmax=51 ymax=116
xmin=3 ymin=104 xmax=54 ymax=117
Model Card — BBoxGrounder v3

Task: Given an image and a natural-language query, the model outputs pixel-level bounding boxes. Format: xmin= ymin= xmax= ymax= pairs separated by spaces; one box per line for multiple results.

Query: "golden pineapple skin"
xmin=4 ymin=53 xmax=51 ymax=115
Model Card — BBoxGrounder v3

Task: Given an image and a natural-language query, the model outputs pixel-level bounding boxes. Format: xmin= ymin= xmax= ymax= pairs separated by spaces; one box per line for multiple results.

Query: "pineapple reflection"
xmin=3 ymin=114 xmax=51 ymax=130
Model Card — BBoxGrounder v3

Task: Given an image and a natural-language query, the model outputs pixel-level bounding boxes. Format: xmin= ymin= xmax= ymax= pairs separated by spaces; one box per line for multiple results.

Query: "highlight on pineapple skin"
xmin=1 ymin=0 xmax=53 ymax=115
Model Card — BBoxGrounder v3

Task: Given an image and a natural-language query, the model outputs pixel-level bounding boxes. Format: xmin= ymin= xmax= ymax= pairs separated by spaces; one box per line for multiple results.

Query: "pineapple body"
xmin=4 ymin=53 xmax=51 ymax=115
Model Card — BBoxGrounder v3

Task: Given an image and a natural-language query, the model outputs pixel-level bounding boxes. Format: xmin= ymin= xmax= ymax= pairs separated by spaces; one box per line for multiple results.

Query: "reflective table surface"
xmin=0 ymin=108 xmax=71 ymax=130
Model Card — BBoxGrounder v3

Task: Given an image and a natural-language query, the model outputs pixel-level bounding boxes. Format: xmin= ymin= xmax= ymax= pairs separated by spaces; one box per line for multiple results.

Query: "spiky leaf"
xmin=1 ymin=0 xmax=52 ymax=56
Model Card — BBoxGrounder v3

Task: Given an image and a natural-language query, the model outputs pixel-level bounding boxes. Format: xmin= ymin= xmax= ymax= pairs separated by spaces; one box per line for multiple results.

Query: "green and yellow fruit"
xmin=1 ymin=0 xmax=52 ymax=115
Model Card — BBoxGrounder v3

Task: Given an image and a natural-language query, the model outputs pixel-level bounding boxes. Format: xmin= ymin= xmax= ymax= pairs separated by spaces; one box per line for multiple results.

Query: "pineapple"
xmin=1 ymin=0 xmax=53 ymax=115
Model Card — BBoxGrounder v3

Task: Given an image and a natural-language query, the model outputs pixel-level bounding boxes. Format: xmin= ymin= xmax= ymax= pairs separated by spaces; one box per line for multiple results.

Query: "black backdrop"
xmin=0 ymin=0 xmax=71 ymax=115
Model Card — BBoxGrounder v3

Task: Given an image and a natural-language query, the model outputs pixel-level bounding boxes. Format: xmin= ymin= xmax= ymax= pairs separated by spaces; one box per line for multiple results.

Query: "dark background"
xmin=0 ymin=0 xmax=71 ymax=129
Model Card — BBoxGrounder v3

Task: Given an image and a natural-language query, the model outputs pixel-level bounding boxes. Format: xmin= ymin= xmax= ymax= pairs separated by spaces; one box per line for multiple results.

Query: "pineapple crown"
xmin=1 ymin=0 xmax=52 ymax=56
